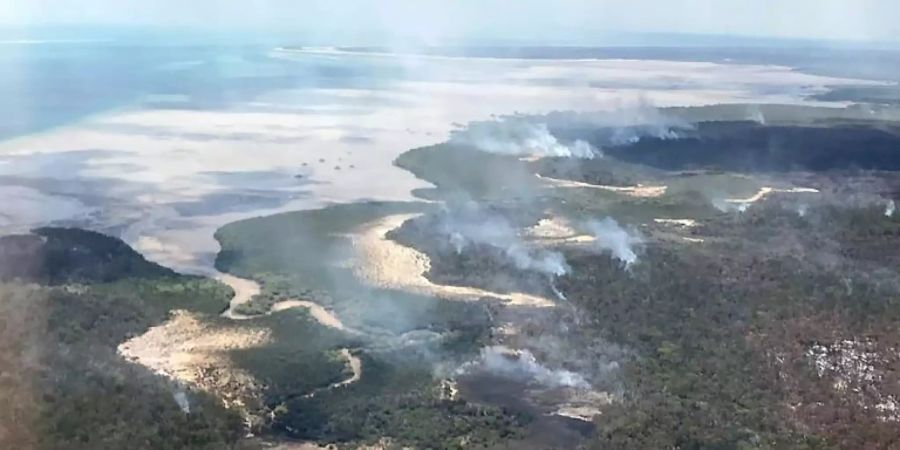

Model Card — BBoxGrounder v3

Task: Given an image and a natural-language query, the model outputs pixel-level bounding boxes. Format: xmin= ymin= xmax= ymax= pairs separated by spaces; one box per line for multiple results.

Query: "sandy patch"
xmin=725 ymin=186 xmax=819 ymax=205
xmin=536 ymin=174 xmax=668 ymax=197
xmin=270 ymin=300 xmax=349 ymax=331
xmin=216 ymin=273 xmax=350 ymax=332
xmin=554 ymin=406 xmax=603 ymax=422
xmin=0 ymin=49 xmax=876 ymax=275
xmin=552 ymin=390 xmax=616 ymax=422
xmin=351 ymin=214 xmax=556 ymax=308
xmin=523 ymin=217 xmax=596 ymax=244
xmin=117 ymin=310 xmax=270 ymax=408
xmin=218 ymin=273 xmax=262 ymax=319
xmin=654 ymin=218 xmax=699 ymax=228
xmin=301 ymin=349 xmax=362 ymax=400
xmin=333 ymin=349 xmax=362 ymax=388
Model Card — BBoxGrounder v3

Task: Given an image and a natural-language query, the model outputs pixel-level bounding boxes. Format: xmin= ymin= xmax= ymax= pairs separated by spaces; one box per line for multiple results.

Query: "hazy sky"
xmin=2 ymin=0 xmax=899 ymax=45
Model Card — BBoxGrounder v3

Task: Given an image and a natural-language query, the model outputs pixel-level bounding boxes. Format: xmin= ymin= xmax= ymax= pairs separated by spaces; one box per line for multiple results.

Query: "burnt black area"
xmin=593 ymin=121 xmax=900 ymax=172
xmin=0 ymin=227 xmax=175 ymax=284
xmin=458 ymin=373 xmax=593 ymax=449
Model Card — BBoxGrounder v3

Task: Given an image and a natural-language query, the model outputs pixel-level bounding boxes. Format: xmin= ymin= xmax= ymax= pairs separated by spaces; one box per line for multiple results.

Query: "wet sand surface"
xmin=0 ymin=49 xmax=876 ymax=275
xmin=535 ymin=173 xmax=668 ymax=197
xmin=2 ymin=47 xmax=892 ymax=448
xmin=351 ymin=213 xmax=557 ymax=307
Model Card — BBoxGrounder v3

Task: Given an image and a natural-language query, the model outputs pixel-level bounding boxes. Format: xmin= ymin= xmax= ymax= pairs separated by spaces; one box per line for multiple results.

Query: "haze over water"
xmin=0 ymin=40 xmax=881 ymax=273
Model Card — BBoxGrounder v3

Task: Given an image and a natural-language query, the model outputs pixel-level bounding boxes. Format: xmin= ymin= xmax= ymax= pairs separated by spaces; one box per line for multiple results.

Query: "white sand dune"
xmin=523 ymin=217 xmax=596 ymax=244
xmin=217 ymin=272 xmax=352 ymax=331
xmin=118 ymin=272 xmax=360 ymax=411
xmin=0 ymin=50 xmax=874 ymax=274
xmin=536 ymin=174 xmax=668 ymax=198
xmin=117 ymin=310 xmax=270 ymax=408
xmin=724 ymin=186 xmax=820 ymax=205
xmin=351 ymin=214 xmax=557 ymax=308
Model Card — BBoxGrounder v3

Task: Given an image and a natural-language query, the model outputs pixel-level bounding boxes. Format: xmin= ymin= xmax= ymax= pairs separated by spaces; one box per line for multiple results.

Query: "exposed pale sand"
xmin=118 ymin=272 xmax=358 ymax=415
xmin=351 ymin=214 xmax=557 ymax=308
xmin=439 ymin=379 xmax=460 ymax=401
xmin=331 ymin=349 xmax=362 ymax=389
xmin=524 ymin=217 xmax=580 ymax=240
xmin=554 ymin=406 xmax=603 ymax=422
xmin=299 ymin=349 xmax=362 ymax=401
xmin=522 ymin=217 xmax=595 ymax=244
xmin=266 ymin=444 xmax=334 ymax=450
xmin=653 ymin=218 xmax=699 ymax=228
xmin=217 ymin=272 xmax=351 ymax=332
xmin=553 ymin=390 xmax=615 ymax=422
xmin=725 ymin=186 xmax=820 ymax=205
xmin=0 ymin=51 xmax=877 ymax=274
xmin=270 ymin=300 xmax=350 ymax=332
xmin=535 ymin=174 xmax=668 ymax=198
xmin=218 ymin=273 xmax=262 ymax=319
xmin=117 ymin=310 xmax=270 ymax=408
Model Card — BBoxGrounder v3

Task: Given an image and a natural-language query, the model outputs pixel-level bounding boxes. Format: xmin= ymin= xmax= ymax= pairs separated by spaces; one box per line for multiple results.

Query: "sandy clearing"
xmin=522 ymin=217 xmax=596 ymax=244
xmin=552 ymin=390 xmax=616 ymax=422
xmin=333 ymin=349 xmax=362 ymax=388
xmin=0 ymin=50 xmax=875 ymax=275
xmin=301 ymin=348 xmax=362 ymax=399
xmin=266 ymin=444 xmax=334 ymax=450
xmin=725 ymin=186 xmax=820 ymax=205
xmin=118 ymin=272 xmax=358 ymax=415
xmin=553 ymin=406 xmax=604 ymax=422
xmin=270 ymin=300 xmax=349 ymax=331
xmin=117 ymin=310 xmax=270 ymax=408
xmin=523 ymin=217 xmax=580 ymax=240
xmin=653 ymin=218 xmax=699 ymax=228
xmin=535 ymin=174 xmax=668 ymax=197
xmin=351 ymin=213 xmax=557 ymax=308
xmin=217 ymin=273 xmax=351 ymax=332
xmin=218 ymin=273 xmax=262 ymax=319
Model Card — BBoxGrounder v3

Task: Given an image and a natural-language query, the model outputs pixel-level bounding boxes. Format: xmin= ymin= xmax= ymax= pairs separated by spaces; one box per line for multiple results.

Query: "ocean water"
xmin=0 ymin=41 xmax=412 ymax=141
xmin=0 ymin=40 xmax=881 ymax=273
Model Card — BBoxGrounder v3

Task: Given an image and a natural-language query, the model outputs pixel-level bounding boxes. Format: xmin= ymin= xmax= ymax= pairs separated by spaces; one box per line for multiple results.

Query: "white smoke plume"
xmin=542 ymin=102 xmax=693 ymax=146
xmin=450 ymin=104 xmax=690 ymax=160
xmin=711 ymin=198 xmax=750 ymax=213
xmin=440 ymin=206 xmax=570 ymax=276
xmin=886 ymin=200 xmax=896 ymax=217
xmin=173 ymin=390 xmax=190 ymax=414
xmin=458 ymin=345 xmax=589 ymax=389
xmin=450 ymin=117 xmax=597 ymax=159
xmin=586 ymin=218 xmax=644 ymax=267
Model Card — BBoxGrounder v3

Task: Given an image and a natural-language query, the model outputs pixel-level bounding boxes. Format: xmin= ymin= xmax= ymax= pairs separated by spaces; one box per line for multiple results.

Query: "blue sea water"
xmin=0 ymin=41 xmax=405 ymax=141
xmin=2 ymin=33 xmax=897 ymax=143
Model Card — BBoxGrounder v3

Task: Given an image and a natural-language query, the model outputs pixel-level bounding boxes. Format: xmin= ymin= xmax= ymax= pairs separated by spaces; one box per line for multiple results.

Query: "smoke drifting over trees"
xmin=451 ymin=117 xmax=597 ymax=159
xmin=586 ymin=218 xmax=644 ymax=267
xmin=437 ymin=204 xmax=570 ymax=277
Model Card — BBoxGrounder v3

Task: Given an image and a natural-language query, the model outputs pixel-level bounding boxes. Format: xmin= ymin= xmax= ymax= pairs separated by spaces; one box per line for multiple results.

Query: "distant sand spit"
xmin=118 ymin=310 xmax=270 ymax=409
xmin=351 ymin=214 xmax=557 ymax=308
xmin=536 ymin=174 xmax=668 ymax=197
xmin=0 ymin=50 xmax=877 ymax=273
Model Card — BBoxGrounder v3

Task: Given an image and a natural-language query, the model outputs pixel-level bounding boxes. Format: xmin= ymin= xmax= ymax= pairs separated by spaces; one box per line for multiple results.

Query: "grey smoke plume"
xmin=459 ymin=345 xmax=589 ymax=389
xmin=440 ymin=206 xmax=570 ymax=276
xmin=586 ymin=218 xmax=643 ymax=267
xmin=173 ymin=390 xmax=190 ymax=414
xmin=449 ymin=104 xmax=690 ymax=160
xmin=711 ymin=198 xmax=750 ymax=213
xmin=542 ymin=103 xmax=693 ymax=147
xmin=450 ymin=117 xmax=597 ymax=159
